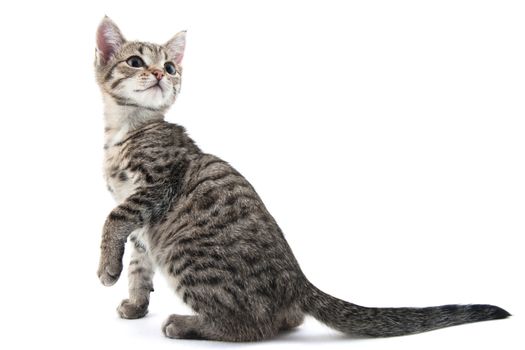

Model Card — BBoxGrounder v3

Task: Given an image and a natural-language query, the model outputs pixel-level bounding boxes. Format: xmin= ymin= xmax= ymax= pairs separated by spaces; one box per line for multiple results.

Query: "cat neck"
xmin=102 ymin=93 xmax=165 ymax=146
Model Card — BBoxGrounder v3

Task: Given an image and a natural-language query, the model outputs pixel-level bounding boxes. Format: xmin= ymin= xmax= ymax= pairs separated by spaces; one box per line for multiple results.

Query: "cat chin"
xmin=120 ymin=89 xmax=172 ymax=109
xmin=135 ymin=94 xmax=170 ymax=109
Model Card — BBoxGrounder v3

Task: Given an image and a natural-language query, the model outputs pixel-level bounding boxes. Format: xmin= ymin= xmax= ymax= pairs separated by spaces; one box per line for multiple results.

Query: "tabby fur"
xmin=94 ymin=17 xmax=509 ymax=341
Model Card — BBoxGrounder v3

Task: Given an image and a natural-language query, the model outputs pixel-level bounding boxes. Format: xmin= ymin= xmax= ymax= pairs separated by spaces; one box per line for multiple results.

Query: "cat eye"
xmin=164 ymin=62 xmax=177 ymax=75
xmin=126 ymin=56 xmax=145 ymax=68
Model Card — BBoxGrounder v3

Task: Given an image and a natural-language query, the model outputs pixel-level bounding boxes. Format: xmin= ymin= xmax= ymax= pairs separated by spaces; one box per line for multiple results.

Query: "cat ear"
xmin=96 ymin=16 xmax=126 ymax=66
xmin=164 ymin=31 xmax=186 ymax=65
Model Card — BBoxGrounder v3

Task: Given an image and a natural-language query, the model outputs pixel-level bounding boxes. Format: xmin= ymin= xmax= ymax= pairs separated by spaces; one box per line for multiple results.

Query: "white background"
xmin=0 ymin=1 xmax=523 ymax=349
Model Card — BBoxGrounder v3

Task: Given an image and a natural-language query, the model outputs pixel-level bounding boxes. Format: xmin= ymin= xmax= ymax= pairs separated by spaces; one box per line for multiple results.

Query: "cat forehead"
xmin=119 ymin=41 xmax=170 ymax=62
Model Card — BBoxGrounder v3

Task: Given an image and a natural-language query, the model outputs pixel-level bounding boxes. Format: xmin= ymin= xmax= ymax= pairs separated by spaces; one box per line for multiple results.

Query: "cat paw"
xmin=117 ymin=299 xmax=148 ymax=319
xmin=162 ymin=315 xmax=201 ymax=339
xmin=97 ymin=256 xmax=123 ymax=286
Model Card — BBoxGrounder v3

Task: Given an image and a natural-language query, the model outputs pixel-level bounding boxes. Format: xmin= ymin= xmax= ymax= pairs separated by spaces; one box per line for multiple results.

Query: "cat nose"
xmin=151 ymin=69 xmax=164 ymax=81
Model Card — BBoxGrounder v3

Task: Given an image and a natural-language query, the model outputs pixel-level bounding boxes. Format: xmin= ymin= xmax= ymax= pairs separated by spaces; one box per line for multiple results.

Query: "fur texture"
xmin=94 ymin=17 xmax=509 ymax=342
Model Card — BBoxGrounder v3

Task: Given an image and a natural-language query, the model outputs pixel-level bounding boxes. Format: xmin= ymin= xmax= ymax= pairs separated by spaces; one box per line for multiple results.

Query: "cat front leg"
xmin=117 ymin=243 xmax=155 ymax=319
xmin=97 ymin=191 xmax=150 ymax=286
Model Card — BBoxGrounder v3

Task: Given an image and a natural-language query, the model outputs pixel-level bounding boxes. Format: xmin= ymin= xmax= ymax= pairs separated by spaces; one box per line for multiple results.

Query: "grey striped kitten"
xmin=95 ymin=17 xmax=509 ymax=342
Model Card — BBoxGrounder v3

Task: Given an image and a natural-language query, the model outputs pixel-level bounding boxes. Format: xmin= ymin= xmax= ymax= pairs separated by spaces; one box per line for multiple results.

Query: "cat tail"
xmin=301 ymin=281 xmax=510 ymax=337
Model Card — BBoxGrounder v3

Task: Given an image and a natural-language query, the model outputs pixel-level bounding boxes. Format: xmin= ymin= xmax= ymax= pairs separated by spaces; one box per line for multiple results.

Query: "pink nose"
xmin=151 ymin=69 xmax=164 ymax=81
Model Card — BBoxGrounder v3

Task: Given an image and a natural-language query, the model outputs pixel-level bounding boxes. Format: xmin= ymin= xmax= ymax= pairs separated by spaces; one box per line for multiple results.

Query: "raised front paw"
xmin=117 ymin=299 xmax=149 ymax=319
xmin=97 ymin=253 xmax=123 ymax=286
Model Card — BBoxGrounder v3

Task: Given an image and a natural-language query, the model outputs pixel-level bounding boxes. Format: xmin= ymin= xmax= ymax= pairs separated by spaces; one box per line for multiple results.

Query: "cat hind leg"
xmin=162 ymin=314 xmax=278 ymax=342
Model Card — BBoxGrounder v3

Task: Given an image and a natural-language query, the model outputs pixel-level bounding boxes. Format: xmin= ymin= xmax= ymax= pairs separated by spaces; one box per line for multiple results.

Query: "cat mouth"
xmin=135 ymin=83 xmax=163 ymax=93
xmin=134 ymin=83 xmax=166 ymax=99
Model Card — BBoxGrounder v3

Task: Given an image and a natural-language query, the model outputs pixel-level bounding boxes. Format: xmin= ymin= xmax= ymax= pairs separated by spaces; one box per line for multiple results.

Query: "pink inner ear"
xmin=174 ymin=52 xmax=184 ymax=65
xmin=97 ymin=21 xmax=123 ymax=64
xmin=166 ymin=32 xmax=186 ymax=65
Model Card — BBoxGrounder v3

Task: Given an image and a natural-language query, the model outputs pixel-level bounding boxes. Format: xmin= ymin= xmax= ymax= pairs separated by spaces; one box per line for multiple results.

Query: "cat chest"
xmin=104 ymin=150 xmax=138 ymax=203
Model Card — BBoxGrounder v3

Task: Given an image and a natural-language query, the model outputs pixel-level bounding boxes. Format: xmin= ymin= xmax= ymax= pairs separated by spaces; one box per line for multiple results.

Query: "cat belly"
xmin=147 ymin=246 xmax=185 ymax=299
xmin=132 ymin=230 xmax=184 ymax=298
xmin=162 ymin=267 xmax=184 ymax=298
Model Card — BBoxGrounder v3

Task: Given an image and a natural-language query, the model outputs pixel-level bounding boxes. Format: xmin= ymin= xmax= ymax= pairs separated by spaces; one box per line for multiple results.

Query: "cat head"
xmin=95 ymin=17 xmax=185 ymax=116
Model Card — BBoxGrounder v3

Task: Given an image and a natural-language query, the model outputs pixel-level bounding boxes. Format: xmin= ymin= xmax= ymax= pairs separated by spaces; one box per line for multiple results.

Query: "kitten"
xmin=94 ymin=16 xmax=509 ymax=341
